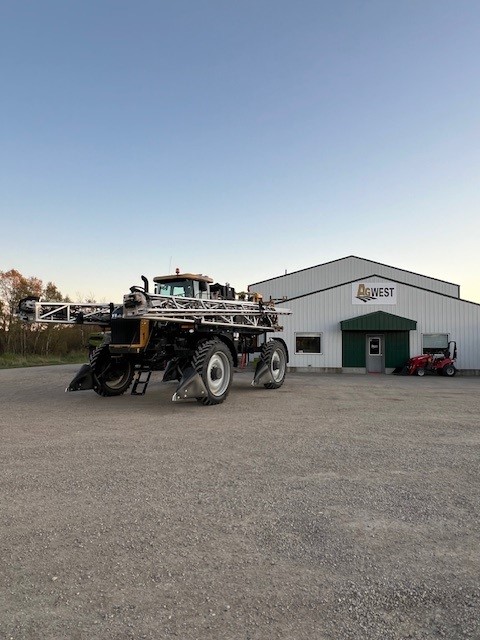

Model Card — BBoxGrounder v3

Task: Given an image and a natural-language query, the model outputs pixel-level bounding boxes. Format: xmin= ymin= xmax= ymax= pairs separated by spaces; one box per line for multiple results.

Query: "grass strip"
xmin=0 ymin=352 xmax=88 ymax=369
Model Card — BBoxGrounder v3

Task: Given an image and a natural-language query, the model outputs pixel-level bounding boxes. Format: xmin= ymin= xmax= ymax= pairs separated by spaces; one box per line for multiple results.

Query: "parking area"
xmin=1 ymin=365 xmax=479 ymax=639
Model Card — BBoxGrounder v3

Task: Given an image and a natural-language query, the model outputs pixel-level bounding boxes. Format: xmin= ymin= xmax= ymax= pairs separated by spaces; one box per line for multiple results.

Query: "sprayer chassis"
xmin=19 ymin=282 xmax=291 ymax=405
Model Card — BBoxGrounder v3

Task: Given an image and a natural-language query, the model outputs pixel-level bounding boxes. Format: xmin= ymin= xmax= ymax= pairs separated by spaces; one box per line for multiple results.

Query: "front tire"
xmin=416 ymin=367 xmax=425 ymax=377
xmin=192 ymin=339 xmax=233 ymax=405
xmin=90 ymin=345 xmax=134 ymax=396
xmin=260 ymin=340 xmax=287 ymax=389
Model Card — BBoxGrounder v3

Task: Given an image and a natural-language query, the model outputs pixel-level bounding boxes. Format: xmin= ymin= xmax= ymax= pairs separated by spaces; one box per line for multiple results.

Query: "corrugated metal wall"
xmin=271 ymin=276 xmax=480 ymax=371
xmin=385 ymin=332 xmax=410 ymax=368
xmin=251 ymin=256 xmax=460 ymax=300
xmin=341 ymin=331 xmax=410 ymax=368
xmin=342 ymin=332 xmax=366 ymax=367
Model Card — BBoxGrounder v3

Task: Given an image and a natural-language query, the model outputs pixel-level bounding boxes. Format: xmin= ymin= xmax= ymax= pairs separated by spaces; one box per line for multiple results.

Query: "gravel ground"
xmin=0 ymin=365 xmax=479 ymax=640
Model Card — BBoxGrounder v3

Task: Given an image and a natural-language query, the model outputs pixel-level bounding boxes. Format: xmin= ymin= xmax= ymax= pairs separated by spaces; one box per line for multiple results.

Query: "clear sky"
xmin=1 ymin=1 xmax=479 ymax=302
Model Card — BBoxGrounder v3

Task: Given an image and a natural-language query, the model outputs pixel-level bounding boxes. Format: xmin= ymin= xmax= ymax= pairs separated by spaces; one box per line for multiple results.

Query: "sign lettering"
xmin=352 ymin=282 xmax=397 ymax=305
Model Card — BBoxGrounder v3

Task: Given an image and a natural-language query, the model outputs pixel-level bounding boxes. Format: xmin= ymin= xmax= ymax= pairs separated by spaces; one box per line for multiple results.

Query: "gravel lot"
xmin=1 ymin=365 xmax=479 ymax=639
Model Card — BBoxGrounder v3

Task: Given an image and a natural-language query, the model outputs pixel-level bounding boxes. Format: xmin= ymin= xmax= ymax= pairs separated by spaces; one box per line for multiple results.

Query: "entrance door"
xmin=366 ymin=335 xmax=384 ymax=373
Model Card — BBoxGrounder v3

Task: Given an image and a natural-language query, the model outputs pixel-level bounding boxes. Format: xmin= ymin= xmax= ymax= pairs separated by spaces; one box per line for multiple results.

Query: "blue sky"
xmin=1 ymin=1 xmax=479 ymax=302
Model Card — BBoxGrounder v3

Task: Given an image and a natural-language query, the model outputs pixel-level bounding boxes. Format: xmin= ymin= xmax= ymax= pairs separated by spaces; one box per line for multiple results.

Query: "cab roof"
xmin=153 ymin=273 xmax=213 ymax=284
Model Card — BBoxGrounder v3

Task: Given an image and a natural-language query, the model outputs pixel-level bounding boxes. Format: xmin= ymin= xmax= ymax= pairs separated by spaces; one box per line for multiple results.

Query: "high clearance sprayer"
xmin=18 ymin=270 xmax=291 ymax=405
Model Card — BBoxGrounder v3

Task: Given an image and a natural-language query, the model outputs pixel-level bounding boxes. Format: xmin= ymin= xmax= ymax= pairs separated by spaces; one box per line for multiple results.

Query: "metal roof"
xmin=153 ymin=273 xmax=213 ymax=283
xmin=249 ymin=255 xmax=459 ymax=289
xmin=340 ymin=311 xmax=417 ymax=331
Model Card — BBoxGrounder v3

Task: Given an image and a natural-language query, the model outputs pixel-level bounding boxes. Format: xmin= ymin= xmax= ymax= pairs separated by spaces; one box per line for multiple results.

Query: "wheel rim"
xmin=207 ymin=352 xmax=230 ymax=397
xmin=104 ymin=364 xmax=131 ymax=389
xmin=270 ymin=348 xmax=286 ymax=382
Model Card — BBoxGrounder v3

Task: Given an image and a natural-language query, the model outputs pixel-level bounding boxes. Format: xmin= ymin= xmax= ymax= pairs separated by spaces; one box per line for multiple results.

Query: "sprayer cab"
xmin=152 ymin=271 xmax=237 ymax=301
xmin=153 ymin=272 xmax=214 ymax=299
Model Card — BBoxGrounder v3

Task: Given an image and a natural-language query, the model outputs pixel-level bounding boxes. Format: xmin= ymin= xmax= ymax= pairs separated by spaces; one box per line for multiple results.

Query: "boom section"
xmin=123 ymin=291 xmax=290 ymax=332
xmin=18 ymin=292 xmax=291 ymax=332
xmin=17 ymin=299 xmax=113 ymax=326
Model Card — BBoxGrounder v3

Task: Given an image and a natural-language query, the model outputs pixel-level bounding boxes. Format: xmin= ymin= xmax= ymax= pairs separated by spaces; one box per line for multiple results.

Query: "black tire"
xmin=90 ymin=345 xmax=134 ymax=396
xmin=442 ymin=364 xmax=456 ymax=377
xmin=260 ymin=339 xmax=287 ymax=389
xmin=192 ymin=338 xmax=233 ymax=405
xmin=416 ymin=367 xmax=425 ymax=377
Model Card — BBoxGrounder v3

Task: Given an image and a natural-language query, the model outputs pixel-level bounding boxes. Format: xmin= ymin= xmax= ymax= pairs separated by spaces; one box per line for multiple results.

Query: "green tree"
xmin=39 ymin=283 xmax=71 ymax=354
xmin=42 ymin=281 xmax=67 ymax=302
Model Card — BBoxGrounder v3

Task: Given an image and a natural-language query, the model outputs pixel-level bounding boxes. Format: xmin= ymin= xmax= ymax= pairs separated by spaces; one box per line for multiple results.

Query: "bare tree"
xmin=0 ymin=270 xmax=42 ymax=353
xmin=0 ymin=269 xmax=86 ymax=357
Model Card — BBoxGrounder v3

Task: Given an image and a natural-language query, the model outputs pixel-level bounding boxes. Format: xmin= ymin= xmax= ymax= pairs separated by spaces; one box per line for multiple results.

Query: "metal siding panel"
xmin=251 ymin=257 xmax=459 ymax=300
xmin=385 ymin=332 xmax=410 ymax=368
xmin=276 ymin=276 xmax=480 ymax=370
xmin=342 ymin=332 xmax=365 ymax=367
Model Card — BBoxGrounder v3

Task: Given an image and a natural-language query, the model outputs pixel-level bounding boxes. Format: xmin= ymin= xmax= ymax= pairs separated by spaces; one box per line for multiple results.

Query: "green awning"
xmin=340 ymin=311 xmax=417 ymax=331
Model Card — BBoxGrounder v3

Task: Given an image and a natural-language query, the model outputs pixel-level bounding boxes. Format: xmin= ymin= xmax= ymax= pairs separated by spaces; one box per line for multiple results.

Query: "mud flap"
xmin=252 ymin=360 xmax=274 ymax=387
xmin=162 ymin=359 xmax=181 ymax=382
xmin=66 ymin=364 xmax=95 ymax=392
xmin=172 ymin=366 xmax=208 ymax=402
xmin=392 ymin=365 xmax=409 ymax=375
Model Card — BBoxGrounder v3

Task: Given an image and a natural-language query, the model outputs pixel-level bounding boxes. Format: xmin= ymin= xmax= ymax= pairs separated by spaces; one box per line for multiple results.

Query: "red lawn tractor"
xmin=404 ymin=341 xmax=457 ymax=377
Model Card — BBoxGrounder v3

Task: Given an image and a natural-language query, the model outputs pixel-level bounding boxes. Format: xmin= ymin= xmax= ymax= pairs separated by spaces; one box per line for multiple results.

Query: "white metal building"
xmin=249 ymin=256 xmax=480 ymax=374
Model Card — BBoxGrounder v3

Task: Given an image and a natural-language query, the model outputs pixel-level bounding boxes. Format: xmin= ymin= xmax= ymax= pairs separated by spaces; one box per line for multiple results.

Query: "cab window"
xmin=155 ymin=280 xmax=194 ymax=297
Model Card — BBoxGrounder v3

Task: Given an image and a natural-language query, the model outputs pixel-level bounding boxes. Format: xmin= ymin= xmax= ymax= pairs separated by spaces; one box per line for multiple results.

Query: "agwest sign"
xmin=352 ymin=282 xmax=397 ymax=305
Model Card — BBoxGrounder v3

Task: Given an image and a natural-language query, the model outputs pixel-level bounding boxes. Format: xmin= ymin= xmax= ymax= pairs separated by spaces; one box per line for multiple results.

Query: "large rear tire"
xmin=442 ymin=364 xmax=456 ymax=377
xmin=192 ymin=339 xmax=233 ymax=405
xmin=260 ymin=340 xmax=287 ymax=389
xmin=90 ymin=345 xmax=134 ymax=396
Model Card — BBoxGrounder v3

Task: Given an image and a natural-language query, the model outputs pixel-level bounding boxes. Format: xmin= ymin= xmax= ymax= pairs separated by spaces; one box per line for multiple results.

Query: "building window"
xmin=422 ymin=333 xmax=448 ymax=355
xmin=295 ymin=332 xmax=322 ymax=354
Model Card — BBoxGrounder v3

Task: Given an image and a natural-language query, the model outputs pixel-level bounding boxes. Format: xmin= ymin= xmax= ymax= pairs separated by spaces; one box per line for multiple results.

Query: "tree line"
xmin=0 ymin=269 xmax=97 ymax=356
